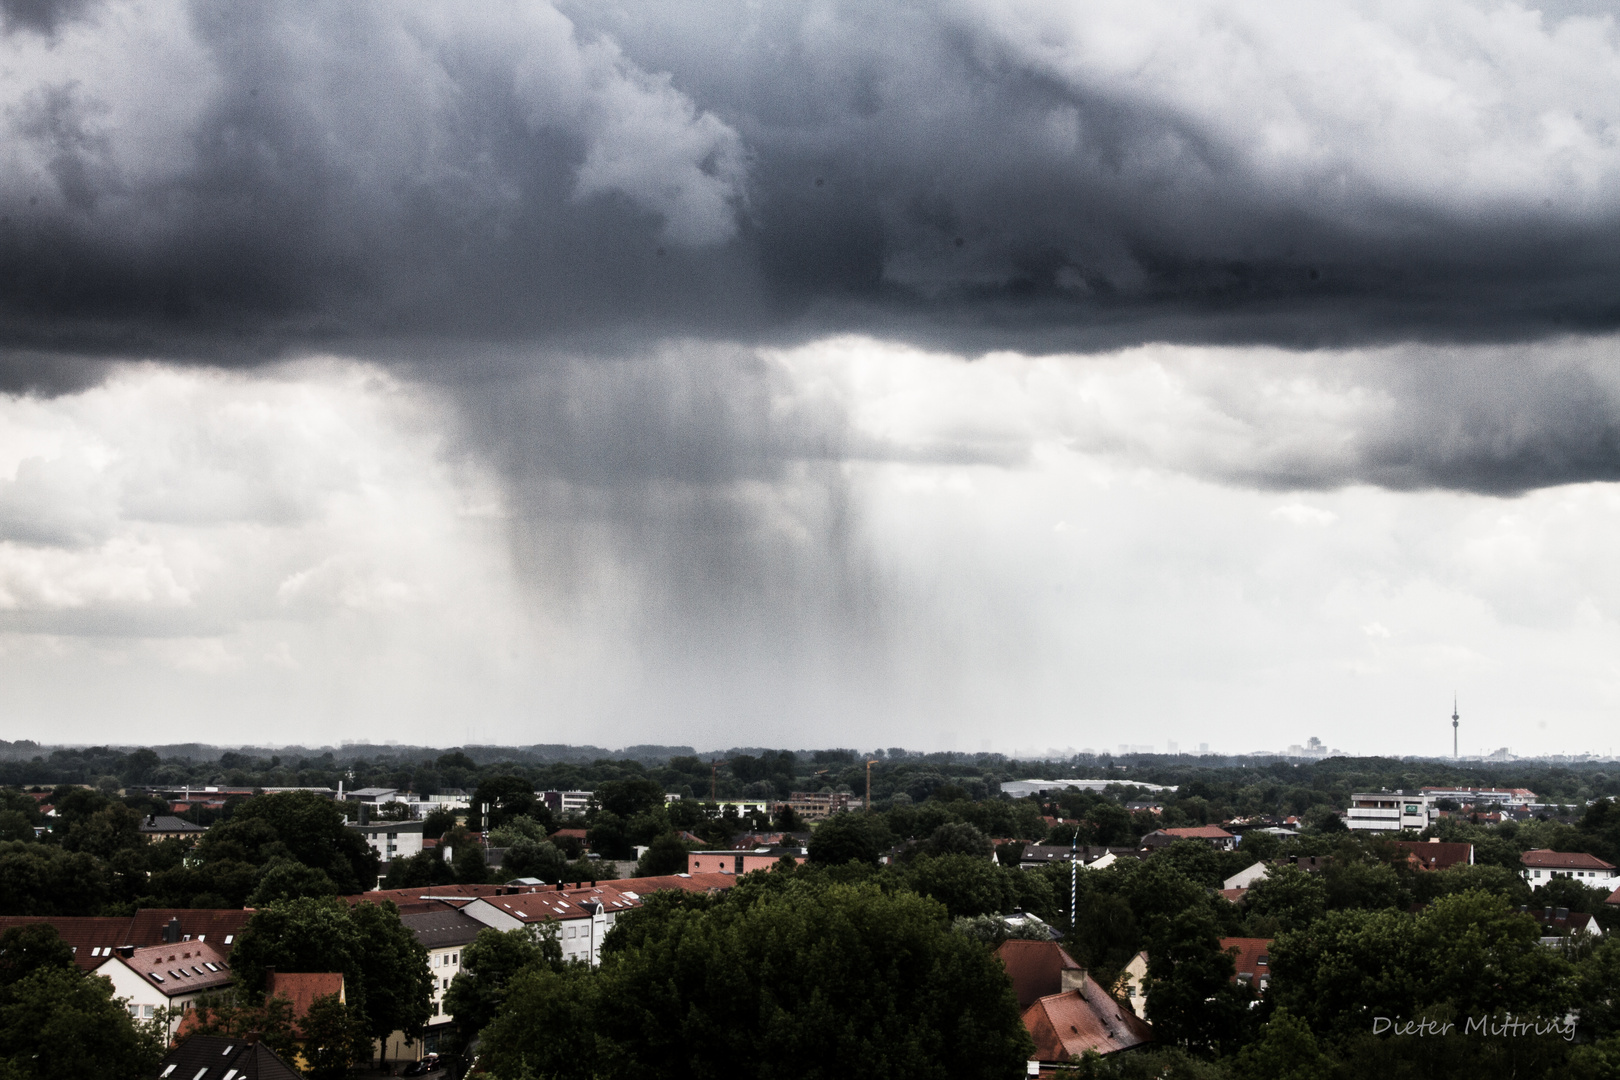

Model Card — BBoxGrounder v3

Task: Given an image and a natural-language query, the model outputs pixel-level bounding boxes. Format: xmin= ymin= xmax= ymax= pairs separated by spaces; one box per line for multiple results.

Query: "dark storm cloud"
xmin=4 ymin=1 xmax=1620 ymax=362
xmin=4 ymin=0 xmax=1620 ymax=493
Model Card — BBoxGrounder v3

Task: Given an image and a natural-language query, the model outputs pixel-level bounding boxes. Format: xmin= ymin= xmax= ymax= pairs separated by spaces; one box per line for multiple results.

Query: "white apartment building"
xmin=92 ymin=941 xmax=232 ymax=1038
xmin=389 ymin=907 xmax=487 ymax=1061
xmin=348 ymin=820 xmax=426 ymax=863
xmin=1346 ymin=791 xmax=1437 ymax=832
xmin=460 ymin=884 xmax=641 ymax=967
xmin=1521 ymin=850 xmax=1620 ymax=892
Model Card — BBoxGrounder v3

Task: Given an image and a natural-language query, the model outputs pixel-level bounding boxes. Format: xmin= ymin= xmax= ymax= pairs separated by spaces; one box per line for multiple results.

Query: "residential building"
xmin=92 ymin=941 xmax=232 ymax=1037
xmin=1115 ymin=951 xmax=1149 ymax=1019
xmin=1522 ymin=905 xmax=1605 ymax=947
xmin=343 ymin=787 xmax=402 ymax=804
xmin=538 ymin=790 xmax=593 ymax=817
xmin=348 ymin=820 xmax=425 ymax=864
xmin=1140 ymin=826 xmax=1237 ymax=851
xmin=783 ymin=792 xmax=854 ymax=821
xmin=1018 ymin=846 xmax=1141 ymax=871
xmin=1520 ymin=850 xmax=1620 ymax=892
xmin=460 ymin=884 xmax=642 ymax=967
xmin=1346 ymin=791 xmax=1436 ymax=832
xmin=1420 ymin=786 xmax=1538 ymax=808
xmin=153 ymin=1035 xmax=301 ymax=1080
xmin=686 ymin=847 xmax=806 ymax=875
xmin=996 ymin=940 xmax=1151 ymax=1067
xmin=1222 ymin=862 xmax=1270 ymax=891
xmin=262 ymin=971 xmax=346 ymax=1072
xmin=1392 ymin=840 xmax=1474 ymax=871
xmin=1221 ymin=937 xmax=1273 ymax=994
xmin=397 ymin=906 xmax=484 ymax=1058
xmin=137 ymin=815 xmax=207 ymax=843
xmin=0 ymin=910 xmax=249 ymax=971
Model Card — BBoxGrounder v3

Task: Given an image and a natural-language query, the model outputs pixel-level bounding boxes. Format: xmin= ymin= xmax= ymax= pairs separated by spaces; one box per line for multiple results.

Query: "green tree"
xmin=0 ymin=925 xmax=74 ymax=986
xmin=1246 ymin=865 xmax=1327 ymax=931
xmin=381 ymin=850 xmax=456 ymax=890
xmin=593 ymin=778 xmax=668 ymax=820
xmin=442 ymin=925 xmax=563 ymax=1047
xmin=807 ymin=813 xmax=891 ymax=866
xmin=1233 ymin=1008 xmax=1336 ymax=1080
xmin=919 ymin=821 xmax=993 ymax=859
xmin=0 ymin=966 xmax=163 ymax=1080
xmin=902 ymin=853 xmax=1016 ymax=918
xmin=199 ymin=791 xmax=376 ymax=893
xmin=586 ymin=811 xmax=633 ymax=860
xmin=1144 ymin=908 xmax=1250 ymax=1055
xmin=633 ymin=832 xmax=693 ymax=877
xmin=471 ymin=776 xmax=549 ymax=832
xmin=420 ymin=806 xmax=459 ymax=840
xmin=246 ymin=857 xmax=338 ymax=906
xmin=229 ymin=897 xmax=432 ymax=1063
xmin=480 ymin=878 xmax=1033 ymax=1080
xmin=301 ymin=992 xmax=368 ymax=1080
xmin=0 ymin=842 xmax=112 ymax=915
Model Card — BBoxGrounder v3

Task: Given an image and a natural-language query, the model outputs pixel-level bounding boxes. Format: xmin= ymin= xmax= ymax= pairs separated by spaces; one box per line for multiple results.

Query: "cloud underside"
xmin=1 ymin=0 xmax=1620 ymax=500
xmin=4 ymin=1 xmax=1620 ymax=360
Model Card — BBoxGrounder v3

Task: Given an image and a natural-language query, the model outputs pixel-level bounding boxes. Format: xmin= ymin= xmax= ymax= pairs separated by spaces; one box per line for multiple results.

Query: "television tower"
xmin=1451 ymin=696 xmax=1459 ymax=760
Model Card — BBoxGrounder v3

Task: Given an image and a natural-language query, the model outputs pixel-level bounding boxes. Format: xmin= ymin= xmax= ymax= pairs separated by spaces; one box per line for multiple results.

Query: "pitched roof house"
xmin=153 ymin=1035 xmax=301 ymax=1080
xmin=1520 ymin=850 xmax=1620 ymax=891
xmin=93 ymin=941 xmax=232 ymax=1037
xmin=1220 ymin=937 xmax=1274 ymax=994
xmin=995 ymin=940 xmax=1152 ymax=1067
xmin=1140 ymin=826 xmax=1236 ymax=851
xmin=1392 ymin=840 xmax=1474 ymax=871
xmin=0 ymin=911 xmax=250 ymax=972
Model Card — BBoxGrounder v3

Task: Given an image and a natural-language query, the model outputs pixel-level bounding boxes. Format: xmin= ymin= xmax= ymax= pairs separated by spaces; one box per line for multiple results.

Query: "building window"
xmin=143 ymin=1005 xmax=155 ymax=1018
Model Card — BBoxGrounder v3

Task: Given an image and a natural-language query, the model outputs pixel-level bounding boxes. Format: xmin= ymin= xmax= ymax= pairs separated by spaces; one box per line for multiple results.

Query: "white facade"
xmin=92 ymin=942 xmax=231 ymax=1038
xmin=348 ymin=820 xmax=425 ymax=862
xmin=1347 ymin=792 xmax=1436 ymax=832
xmin=1223 ymin=861 xmax=1271 ymax=891
xmin=460 ymin=886 xmax=639 ymax=967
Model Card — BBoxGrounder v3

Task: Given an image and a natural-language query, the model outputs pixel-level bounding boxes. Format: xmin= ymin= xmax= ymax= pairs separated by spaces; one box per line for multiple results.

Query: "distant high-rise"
xmin=1452 ymin=697 xmax=1460 ymax=759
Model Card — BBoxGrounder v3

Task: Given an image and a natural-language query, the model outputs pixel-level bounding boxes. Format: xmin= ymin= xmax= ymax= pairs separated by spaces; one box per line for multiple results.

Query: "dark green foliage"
xmin=301 ymin=992 xmax=369 ymax=1080
xmin=1231 ymin=1009 xmax=1335 ymax=1080
xmin=471 ymin=775 xmax=551 ymax=832
xmin=592 ymin=777 xmax=668 ymax=820
xmin=0 ymin=966 xmax=163 ymax=1080
xmin=1269 ymin=891 xmax=1574 ymax=1046
xmin=0 ymin=925 xmax=74 ymax=987
xmin=1144 ymin=908 xmax=1252 ymax=1054
xmin=229 ymin=897 xmax=433 ymax=1052
xmin=918 ymin=821 xmax=993 ymax=859
xmin=586 ymin=810 xmax=632 ymax=860
xmin=503 ymin=838 xmax=570 ymax=882
xmin=807 ymin=813 xmax=891 ymax=866
xmin=902 ymin=853 xmax=1017 ymax=918
xmin=0 ymin=842 xmax=112 ymax=915
xmin=1246 ymin=865 xmax=1327 ymax=931
xmin=442 ymin=925 xmax=563 ymax=1048
xmin=245 ymin=857 xmax=338 ymax=906
xmin=632 ymin=832 xmax=693 ymax=877
xmin=420 ymin=805 xmax=459 ymax=839
xmin=382 ymin=850 xmax=456 ymax=889
xmin=478 ymin=874 xmax=1033 ymax=1080
xmin=199 ymin=791 xmax=376 ymax=894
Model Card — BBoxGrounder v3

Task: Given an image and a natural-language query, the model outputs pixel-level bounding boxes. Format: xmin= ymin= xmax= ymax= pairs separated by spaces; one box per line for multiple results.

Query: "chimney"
xmin=1060 ymin=965 xmax=1088 ymax=997
xmin=163 ymin=918 xmax=182 ymax=944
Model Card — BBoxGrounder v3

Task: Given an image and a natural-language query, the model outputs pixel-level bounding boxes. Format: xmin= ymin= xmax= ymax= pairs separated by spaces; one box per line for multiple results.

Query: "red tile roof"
xmin=1158 ymin=826 xmax=1235 ymax=840
xmin=1217 ymin=888 xmax=1248 ymax=904
xmin=996 ymin=939 xmax=1083 ymax=1010
xmin=1521 ymin=850 xmax=1615 ymax=871
xmin=468 ymin=885 xmax=639 ymax=924
xmin=266 ymin=971 xmax=345 ymax=1033
xmin=1608 ymin=887 xmax=1620 ymax=907
xmin=108 ymin=941 xmax=232 ymax=998
xmin=1393 ymin=841 xmax=1474 ymax=871
xmin=591 ymin=872 xmax=739 ymax=896
xmin=0 ymin=910 xmax=250 ymax=971
xmin=1022 ymin=983 xmax=1153 ymax=1061
xmin=1220 ymin=937 xmax=1273 ymax=987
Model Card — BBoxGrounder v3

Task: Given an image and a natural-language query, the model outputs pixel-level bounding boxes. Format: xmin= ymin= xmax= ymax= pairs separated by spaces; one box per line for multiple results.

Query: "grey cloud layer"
xmin=6 ymin=0 xmax=1620 ymax=371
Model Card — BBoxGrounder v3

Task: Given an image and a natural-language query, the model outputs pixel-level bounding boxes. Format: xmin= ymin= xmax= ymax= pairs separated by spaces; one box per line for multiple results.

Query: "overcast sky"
xmin=3 ymin=0 xmax=1620 ymax=756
